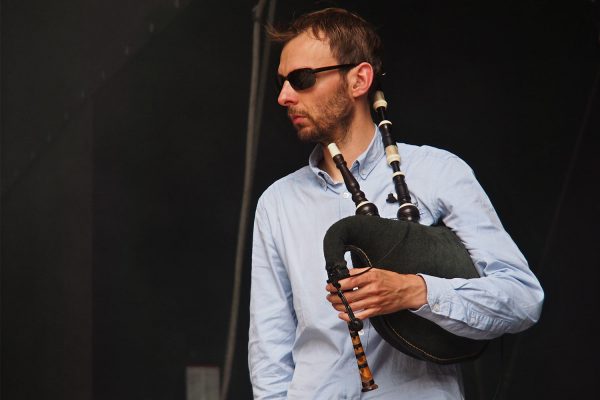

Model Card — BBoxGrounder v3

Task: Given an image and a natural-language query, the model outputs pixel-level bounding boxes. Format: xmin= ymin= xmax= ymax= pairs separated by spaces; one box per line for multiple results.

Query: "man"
xmin=248 ymin=7 xmax=543 ymax=399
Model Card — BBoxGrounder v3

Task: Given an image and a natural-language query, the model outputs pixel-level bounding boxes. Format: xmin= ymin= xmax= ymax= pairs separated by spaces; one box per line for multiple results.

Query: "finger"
xmin=334 ymin=278 xmax=359 ymax=292
xmin=325 ymin=293 xmax=342 ymax=304
xmin=352 ymin=309 xmax=372 ymax=320
xmin=337 ymin=268 xmax=374 ymax=291
xmin=325 ymin=269 xmax=368 ymax=292
xmin=347 ymin=298 xmax=383 ymax=314
xmin=325 ymin=283 xmax=339 ymax=293
xmin=337 ymin=308 xmax=371 ymax=322
xmin=332 ymin=303 xmax=346 ymax=312
xmin=337 ymin=285 xmax=375 ymax=304
xmin=338 ymin=312 xmax=350 ymax=322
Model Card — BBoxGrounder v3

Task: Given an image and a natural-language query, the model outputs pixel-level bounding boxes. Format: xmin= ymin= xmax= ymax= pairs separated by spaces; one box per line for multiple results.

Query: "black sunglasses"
xmin=276 ymin=63 xmax=357 ymax=91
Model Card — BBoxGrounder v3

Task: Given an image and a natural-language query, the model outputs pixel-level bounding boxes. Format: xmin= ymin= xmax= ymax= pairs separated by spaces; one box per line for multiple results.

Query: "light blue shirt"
xmin=248 ymin=127 xmax=543 ymax=399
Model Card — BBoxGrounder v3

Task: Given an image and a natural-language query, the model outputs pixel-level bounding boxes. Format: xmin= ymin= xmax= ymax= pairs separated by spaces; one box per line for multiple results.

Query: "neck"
xmin=319 ymin=103 xmax=375 ymax=182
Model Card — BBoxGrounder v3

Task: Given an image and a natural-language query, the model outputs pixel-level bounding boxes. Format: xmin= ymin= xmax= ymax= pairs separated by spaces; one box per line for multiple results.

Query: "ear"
xmin=348 ymin=62 xmax=374 ymax=99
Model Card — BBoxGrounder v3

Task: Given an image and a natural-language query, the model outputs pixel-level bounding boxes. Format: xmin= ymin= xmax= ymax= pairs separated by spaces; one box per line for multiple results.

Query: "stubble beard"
xmin=290 ymin=80 xmax=355 ymax=145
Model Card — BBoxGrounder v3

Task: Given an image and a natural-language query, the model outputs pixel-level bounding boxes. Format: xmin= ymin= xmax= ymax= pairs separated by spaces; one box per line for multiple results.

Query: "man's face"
xmin=277 ymin=32 xmax=354 ymax=144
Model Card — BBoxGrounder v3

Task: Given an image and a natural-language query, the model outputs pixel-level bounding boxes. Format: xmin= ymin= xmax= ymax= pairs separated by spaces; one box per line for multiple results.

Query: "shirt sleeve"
xmin=411 ymin=154 xmax=544 ymax=340
xmin=248 ymin=194 xmax=296 ymax=399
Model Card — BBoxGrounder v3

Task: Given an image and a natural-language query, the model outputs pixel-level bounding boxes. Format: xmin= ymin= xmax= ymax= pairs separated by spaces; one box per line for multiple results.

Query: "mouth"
xmin=289 ymin=114 xmax=307 ymax=125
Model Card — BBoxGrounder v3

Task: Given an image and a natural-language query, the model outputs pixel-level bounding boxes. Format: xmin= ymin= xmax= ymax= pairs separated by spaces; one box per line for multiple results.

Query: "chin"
xmin=294 ymin=124 xmax=330 ymax=144
xmin=297 ymin=131 xmax=323 ymax=144
xmin=295 ymin=127 xmax=315 ymax=142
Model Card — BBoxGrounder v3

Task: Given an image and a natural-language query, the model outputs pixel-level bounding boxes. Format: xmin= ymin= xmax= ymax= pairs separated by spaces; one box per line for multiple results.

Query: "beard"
xmin=288 ymin=80 xmax=355 ymax=145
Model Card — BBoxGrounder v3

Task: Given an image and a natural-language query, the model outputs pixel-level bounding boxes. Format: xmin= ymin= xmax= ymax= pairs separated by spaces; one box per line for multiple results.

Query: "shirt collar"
xmin=308 ymin=125 xmax=384 ymax=188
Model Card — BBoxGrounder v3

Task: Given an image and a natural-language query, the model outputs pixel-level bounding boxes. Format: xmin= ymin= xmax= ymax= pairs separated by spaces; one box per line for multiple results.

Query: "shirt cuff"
xmin=409 ymin=273 xmax=510 ymax=340
xmin=410 ymin=273 xmax=454 ymax=318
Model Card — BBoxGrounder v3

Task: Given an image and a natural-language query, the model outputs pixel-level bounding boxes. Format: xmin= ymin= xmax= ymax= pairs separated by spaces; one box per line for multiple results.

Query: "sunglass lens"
xmin=276 ymin=68 xmax=319 ymax=91
xmin=289 ymin=69 xmax=315 ymax=90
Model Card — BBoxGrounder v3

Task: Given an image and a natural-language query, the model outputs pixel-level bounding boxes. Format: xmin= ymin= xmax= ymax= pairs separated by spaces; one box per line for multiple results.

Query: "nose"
xmin=277 ymin=80 xmax=298 ymax=107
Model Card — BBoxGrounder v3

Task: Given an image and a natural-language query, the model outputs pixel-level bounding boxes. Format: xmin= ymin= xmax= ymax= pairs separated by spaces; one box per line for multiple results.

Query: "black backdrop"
xmin=2 ymin=0 xmax=599 ymax=399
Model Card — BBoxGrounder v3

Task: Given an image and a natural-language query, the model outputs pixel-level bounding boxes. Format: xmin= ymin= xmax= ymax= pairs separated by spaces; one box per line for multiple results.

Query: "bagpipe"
xmin=323 ymin=89 xmax=488 ymax=392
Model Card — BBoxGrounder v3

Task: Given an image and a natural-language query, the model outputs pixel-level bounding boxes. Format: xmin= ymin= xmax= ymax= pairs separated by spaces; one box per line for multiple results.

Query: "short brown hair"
xmin=267 ymin=7 xmax=384 ymax=77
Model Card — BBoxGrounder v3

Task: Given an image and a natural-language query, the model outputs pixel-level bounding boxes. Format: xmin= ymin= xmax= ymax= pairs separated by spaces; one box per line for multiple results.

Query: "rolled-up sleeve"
xmin=248 ymin=195 xmax=297 ymax=399
xmin=412 ymin=154 xmax=544 ymax=340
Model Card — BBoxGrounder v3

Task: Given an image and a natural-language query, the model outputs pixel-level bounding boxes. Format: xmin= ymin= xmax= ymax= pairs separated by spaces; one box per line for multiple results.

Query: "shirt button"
xmin=342 ymin=192 xmax=350 ymax=198
xmin=432 ymin=303 xmax=440 ymax=312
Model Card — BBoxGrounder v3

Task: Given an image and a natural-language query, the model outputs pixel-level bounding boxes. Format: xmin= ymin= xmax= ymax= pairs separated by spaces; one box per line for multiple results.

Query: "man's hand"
xmin=325 ymin=267 xmax=428 ymax=322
